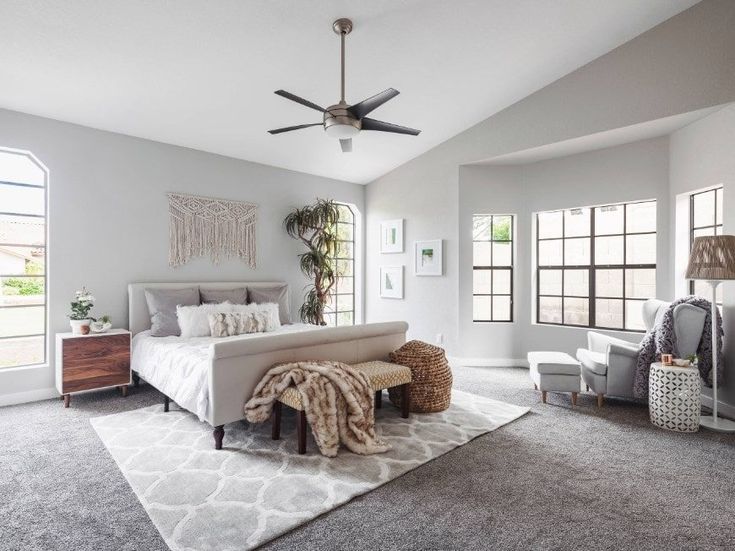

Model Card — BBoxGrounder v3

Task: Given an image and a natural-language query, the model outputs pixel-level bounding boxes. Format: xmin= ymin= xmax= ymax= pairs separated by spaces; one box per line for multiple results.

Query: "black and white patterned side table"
xmin=649 ymin=362 xmax=701 ymax=432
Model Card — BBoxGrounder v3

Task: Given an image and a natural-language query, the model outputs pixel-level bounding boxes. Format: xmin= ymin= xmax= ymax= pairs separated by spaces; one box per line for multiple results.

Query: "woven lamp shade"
xmin=686 ymin=235 xmax=735 ymax=280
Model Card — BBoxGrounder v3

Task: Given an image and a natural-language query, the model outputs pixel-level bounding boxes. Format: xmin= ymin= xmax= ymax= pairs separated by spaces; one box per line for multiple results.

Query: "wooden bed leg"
xmin=119 ymin=385 xmax=128 ymax=397
xmin=213 ymin=425 xmax=225 ymax=450
xmin=297 ymin=410 xmax=307 ymax=454
xmin=272 ymin=401 xmax=282 ymax=440
xmin=163 ymin=395 xmax=170 ymax=412
xmin=63 ymin=394 xmax=70 ymax=408
xmin=375 ymin=390 xmax=382 ymax=409
xmin=132 ymin=372 xmax=140 ymax=388
xmin=401 ymin=384 xmax=410 ymax=419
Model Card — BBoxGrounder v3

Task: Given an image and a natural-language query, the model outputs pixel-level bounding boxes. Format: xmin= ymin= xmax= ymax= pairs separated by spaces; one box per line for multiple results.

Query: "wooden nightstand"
xmin=55 ymin=329 xmax=131 ymax=408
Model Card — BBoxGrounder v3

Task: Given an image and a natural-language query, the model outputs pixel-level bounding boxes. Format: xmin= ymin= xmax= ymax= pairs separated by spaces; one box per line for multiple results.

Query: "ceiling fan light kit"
xmin=268 ymin=18 xmax=420 ymax=152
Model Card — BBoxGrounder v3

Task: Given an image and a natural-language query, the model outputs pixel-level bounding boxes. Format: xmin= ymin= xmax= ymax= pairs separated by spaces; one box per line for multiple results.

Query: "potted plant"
xmin=284 ymin=199 xmax=340 ymax=325
xmin=90 ymin=314 xmax=112 ymax=333
xmin=69 ymin=287 xmax=95 ymax=335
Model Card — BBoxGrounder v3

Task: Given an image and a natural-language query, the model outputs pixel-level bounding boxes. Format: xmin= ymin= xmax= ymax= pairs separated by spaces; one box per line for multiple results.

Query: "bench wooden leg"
xmin=297 ymin=410 xmax=307 ymax=454
xmin=375 ymin=390 xmax=382 ymax=409
xmin=272 ymin=401 xmax=282 ymax=440
xmin=571 ymin=392 xmax=577 ymax=407
xmin=400 ymin=384 xmax=410 ymax=418
xmin=213 ymin=425 xmax=225 ymax=450
xmin=541 ymin=390 xmax=547 ymax=404
xmin=163 ymin=395 xmax=170 ymax=412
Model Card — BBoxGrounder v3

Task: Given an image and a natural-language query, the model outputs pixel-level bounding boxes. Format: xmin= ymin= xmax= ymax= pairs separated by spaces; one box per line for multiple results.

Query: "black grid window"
xmin=689 ymin=187 xmax=723 ymax=303
xmin=326 ymin=203 xmax=355 ymax=327
xmin=536 ymin=200 xmax=656 ymax=332
xmin=0 ymin=150 xmax=48 ymax=369
xmin=472 ymin=215 xmax=513 ymax=322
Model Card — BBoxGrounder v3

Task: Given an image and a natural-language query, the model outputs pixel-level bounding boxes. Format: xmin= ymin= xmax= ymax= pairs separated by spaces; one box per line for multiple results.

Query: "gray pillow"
xmin=144 ymin=287 xmax=200 ymax=337
xmin=248 ymin=284 xmax=291 ymax=324
xmin=200 ymin=287 xmax=247 ymax=305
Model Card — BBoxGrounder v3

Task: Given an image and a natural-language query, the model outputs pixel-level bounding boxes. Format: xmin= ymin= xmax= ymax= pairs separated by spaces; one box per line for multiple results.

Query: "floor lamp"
xmin=686 ymin=235 xmax=735 ymax=432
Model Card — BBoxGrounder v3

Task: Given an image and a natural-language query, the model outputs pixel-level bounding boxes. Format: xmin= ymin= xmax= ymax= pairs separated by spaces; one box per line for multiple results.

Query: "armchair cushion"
xmin=576 ymin=349 xmax=607 ymax=376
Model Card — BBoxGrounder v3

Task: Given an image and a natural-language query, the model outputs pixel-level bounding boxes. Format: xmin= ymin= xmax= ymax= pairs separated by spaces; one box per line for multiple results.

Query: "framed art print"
xmin=414 ymin=239 xmax=443 ymax=276
xmin=380 ymin=266 xmax=404 ymax=299
xmin=380 ymin=219 xmax=404 ymax=253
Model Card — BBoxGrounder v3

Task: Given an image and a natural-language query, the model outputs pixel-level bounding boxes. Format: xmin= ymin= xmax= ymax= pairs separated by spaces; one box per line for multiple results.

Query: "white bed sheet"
xmin=131 ymin=323 xmax=320 ymax=421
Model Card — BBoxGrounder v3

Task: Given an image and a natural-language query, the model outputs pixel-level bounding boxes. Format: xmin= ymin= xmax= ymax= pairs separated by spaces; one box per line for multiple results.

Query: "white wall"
xmin=0 ymin=108 xmax=364 ymax=404
xmin=365 ymin=0 xmax=735 ymax=355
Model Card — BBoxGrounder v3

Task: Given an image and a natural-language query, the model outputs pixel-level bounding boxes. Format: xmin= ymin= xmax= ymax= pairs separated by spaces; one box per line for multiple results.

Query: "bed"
xmin=128 ymin=281 xmax=408 ymax=448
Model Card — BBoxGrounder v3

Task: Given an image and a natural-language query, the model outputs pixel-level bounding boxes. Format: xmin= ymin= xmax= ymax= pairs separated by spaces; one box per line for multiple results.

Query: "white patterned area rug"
xmin=91 ymin=390 xmax=528 ymax=551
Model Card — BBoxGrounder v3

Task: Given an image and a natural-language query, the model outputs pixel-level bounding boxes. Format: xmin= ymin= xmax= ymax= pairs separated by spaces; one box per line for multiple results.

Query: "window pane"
xmin=539 ymin=297 xmax=562 ymax=323
xmin=538 ymin=239 xmax=563 ymax=266
xmin=538 ymin=211 xmax=563 ymax=239
xmin=0 ymin=305 xmax=44 ymax=337
xmin=564 ymin=269 xmax=589 ymax=297
xmin=0 ymin=184 xmax=45 ymax=216
xmin=595 ymin=236 xmax=623 ymax=265
xmin=336 ymin=259 xmax=353 ymax=277
xmin=564 ymin=238 xmax=590 ymax=265
xmin=337 ymin=204 xmax=354 ymax=222
xmin=625 ymin=269 xmax=656 ymax=299
xmin=596 ymin=269 xmax=623 ymax=297
xmin=323 ymin=313 xmax=336 ymax=327
xmin=626 ymin=201 xmax=656 ymax=233
xmin=336 ymin=294 xmax=353 ymax=312
xmin=693 ymin=280 xmax=722 ymax=303
xmin=336 ymin=241 xmax=353 ymax=259
xmin=625 ymin=300 xmax=645 ymax=331
xmin=337 ymin=311 xmax=353 ymax=326
xmin=493 ymin=296 xmax=511 ymax=321
xmin=0 ymin=335 xmax=44 ymax=368
xmin=564 ymin=208 xmax=590 ymax=237
xmin=1 ymin=277 xmax=45 ymax=301
xmin=693 ymin=191 xmax=715 ymax=228
xmin=492 ymin=242 xmax=512 ymax=266
xmin=716 ymin=187 xmax=723 ymax=225
xmin=692 ymin=226 xmax=716 ymax=240
xmin=563 ymin=297 xmax=589 ymax=326
xmin=473 ymin=270 xmax=492 ymax=294
xmin=492 ymin=216 xmax=512 ymax=241
xmin=473 ymin=216 xmax=492 ymax=240
xmin=473 ymin=296 xmax=492 ymax=321
xmin=492 ymin=269 xmax=511 ymax=294
xmin=595 ymin=205 xmax=624 ymax=236
xmin=626 ymin=234 xmax=656 ymax=264
xmin=0 ymin=154 xmax=45 ymax=187
xmin=336 ymin=276 xmax=353 ymax=294
xmin=0 ymin=214 xmax=45 ymax=246
xmin=336 ymin=223 xmax=353 ymax=241
xmin=473 ymin=242 xmax=492 ymax=266
xmin=539 ymin=269 xmax=562 ymax=295
xmin=0 ymin=248 xmax=45 ymax=276
xmin=596 ymin=299 xmax=623 ymax=329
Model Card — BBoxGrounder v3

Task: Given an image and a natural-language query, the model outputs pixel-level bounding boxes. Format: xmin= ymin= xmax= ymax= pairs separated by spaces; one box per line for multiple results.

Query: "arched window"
xmin=0 ymin=149 xmax=48 ymax=368
xmin=325 ymin=203 xmax=355 ymax=327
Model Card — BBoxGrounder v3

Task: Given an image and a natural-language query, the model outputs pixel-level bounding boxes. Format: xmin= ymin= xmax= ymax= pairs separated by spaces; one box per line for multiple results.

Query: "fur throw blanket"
xmin=244 ymin=360 xmax=390 ymax=457
xmin=634 ymin=296 xmax=723 ymax=399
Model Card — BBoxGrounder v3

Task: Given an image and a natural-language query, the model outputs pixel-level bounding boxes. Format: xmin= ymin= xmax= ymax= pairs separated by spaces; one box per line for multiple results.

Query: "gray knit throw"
xmin=634 ymin=296 xmax=723 ymax=399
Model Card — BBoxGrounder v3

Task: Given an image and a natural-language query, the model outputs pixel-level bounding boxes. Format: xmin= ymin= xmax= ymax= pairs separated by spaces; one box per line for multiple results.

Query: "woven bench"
xmin=272 ymin=361 xmax=412 ymax=454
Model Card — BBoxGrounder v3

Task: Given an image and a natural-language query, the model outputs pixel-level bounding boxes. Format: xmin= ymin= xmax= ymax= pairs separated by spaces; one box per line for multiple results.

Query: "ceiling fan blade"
xmin=339 ymin=138 xmax=353 ymax=153
xmin=347 ymin=88 xmax=399 ymax=119
xmin=268 ymin=123 xmax=323 ymax=135
xmin=360 ymin=117 xmax=421 ymax=136
xmin=274 ymin=90 xmax=326 ymax=113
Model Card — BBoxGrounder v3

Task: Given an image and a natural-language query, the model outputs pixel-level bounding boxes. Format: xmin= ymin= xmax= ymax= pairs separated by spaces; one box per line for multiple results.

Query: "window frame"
xmin=329 ymin=203 xmax=355 ymax=327
xmin=0 ymin=149 xmax=48 ymax=369
xmin=472 ymin=214 xmax=514 ymax=323
xmin=535 ymin=199 xmax=656 ymax=332
xmin=689 ymin=186 xmax=723 ymax=301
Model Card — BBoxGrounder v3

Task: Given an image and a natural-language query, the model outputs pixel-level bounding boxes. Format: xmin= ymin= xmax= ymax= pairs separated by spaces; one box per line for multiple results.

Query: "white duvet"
xmin=131 ymin=324 xmax=320 ymax=421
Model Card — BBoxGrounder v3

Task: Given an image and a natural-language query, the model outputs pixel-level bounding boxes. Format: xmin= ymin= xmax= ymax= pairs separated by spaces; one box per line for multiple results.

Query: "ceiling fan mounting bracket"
xmin=332 ymin=18 xmax=353 ymax=35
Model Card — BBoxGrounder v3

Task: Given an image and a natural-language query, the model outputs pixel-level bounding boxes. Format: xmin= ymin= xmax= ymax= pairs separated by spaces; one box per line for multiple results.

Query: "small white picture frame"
xmin=380 ymin=219 xmax=404 ymax=253
xmin=414 ymin=239 xmax=443 ymax=276
xmin=380 ymin=266 xmax=404 ymax=299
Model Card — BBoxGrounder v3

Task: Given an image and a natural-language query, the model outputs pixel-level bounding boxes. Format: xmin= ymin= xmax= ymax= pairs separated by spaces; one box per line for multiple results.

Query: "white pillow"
xmin=229 ymin=302 xmax=281 ymax=332
xmin=177 ymin=302 xmax=233 ymax=338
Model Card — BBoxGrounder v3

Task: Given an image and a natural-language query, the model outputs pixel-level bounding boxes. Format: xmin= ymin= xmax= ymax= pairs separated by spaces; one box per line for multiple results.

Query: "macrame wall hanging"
xmin=168 ymin=192 xmax=258 ymax=268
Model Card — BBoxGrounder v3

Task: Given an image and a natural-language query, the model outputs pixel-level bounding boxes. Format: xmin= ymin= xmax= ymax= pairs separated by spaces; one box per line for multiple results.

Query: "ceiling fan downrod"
xmin=333 ymin=18 xmax=353 ymax=104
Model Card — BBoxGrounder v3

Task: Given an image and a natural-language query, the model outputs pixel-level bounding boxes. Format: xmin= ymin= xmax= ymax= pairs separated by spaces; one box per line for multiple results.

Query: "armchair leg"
xmin=571 ymin=392 xmax=577 ymax=407
xmin=585 ymin=384 xmax=589 ymax=392
xmin=597 ymin=393 xmax=604 ymax=408
xmin=541 ymin=390 xmax=547 ymax=404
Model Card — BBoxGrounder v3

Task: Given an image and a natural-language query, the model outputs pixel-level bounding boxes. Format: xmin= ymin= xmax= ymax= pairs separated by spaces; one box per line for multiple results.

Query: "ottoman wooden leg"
xmin=297 ymin=409 xmax=307 ymax=454
xmin=541 ymin=390 xmax=547 ymax=404
xmin=400 ymin=384 xmax=410 ymax=418
xmin=272 ymin=401 xmax=282 ymax=440
xmin=375 ymin=390 xmax=382 ymax=409
xmin=571 ymin=392 xmax=577 ymax=407
xmin=597 ymin=393 xmax=604 ymax=408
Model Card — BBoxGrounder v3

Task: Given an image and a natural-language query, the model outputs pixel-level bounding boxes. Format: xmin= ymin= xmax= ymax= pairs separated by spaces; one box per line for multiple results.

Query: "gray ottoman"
xmin=527 ymin=351 xmax=581 ymax=407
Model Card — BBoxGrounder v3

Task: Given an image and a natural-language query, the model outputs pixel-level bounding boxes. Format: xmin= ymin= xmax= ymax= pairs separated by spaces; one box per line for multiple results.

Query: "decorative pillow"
xmin=230 ymin=302 xmax=281 ymax=332
xmin=208 ymin=311 xmax=270 ymax=337
xmin=200 ymin=287 xmax=248 ymax=305
xmin=248 ymin=284 xmax=291 ymax=324
xmin=144 ymin=287 xmax=200 ymax=337
xmin=177 ymin=302 xmax=233 ymax=338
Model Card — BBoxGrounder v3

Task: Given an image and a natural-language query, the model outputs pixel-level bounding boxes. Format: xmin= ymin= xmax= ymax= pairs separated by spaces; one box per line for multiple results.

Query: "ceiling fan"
xmin=268 ymin=18 xmax=421 ymax=153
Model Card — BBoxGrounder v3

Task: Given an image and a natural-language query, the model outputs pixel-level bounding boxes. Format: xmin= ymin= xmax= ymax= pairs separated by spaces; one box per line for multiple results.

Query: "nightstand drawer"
xmin=61 ymin=333 xmax=130 ymax=393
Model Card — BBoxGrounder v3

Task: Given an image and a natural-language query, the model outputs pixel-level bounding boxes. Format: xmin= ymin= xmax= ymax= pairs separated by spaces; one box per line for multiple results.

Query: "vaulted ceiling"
xmin=0 ymin=0 xmax=699 ymax=183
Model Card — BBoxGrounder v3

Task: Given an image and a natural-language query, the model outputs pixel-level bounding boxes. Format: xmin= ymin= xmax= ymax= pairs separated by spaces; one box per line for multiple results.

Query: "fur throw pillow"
xmin=208 ymin=303 xmax=281 ymax=337
xmin=177 ymin=302 xmax=233 ymax=338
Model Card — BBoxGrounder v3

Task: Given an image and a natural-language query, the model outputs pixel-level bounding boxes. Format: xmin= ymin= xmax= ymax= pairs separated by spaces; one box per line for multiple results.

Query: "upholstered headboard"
xmin=127 ymin=281 xmax=288 ymax=336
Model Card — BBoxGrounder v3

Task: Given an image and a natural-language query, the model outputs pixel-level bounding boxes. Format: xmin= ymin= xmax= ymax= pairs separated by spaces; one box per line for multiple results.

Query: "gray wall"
xmin=0 ymin=108 xmax=364 ymax=402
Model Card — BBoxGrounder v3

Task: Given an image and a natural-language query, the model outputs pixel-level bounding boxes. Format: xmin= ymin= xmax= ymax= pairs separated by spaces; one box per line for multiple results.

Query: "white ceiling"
xmin=0 ymin=0 xmax=699 ymax=184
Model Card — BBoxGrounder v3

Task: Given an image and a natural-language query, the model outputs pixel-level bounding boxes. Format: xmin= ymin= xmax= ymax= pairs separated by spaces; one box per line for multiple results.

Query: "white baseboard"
xmin=449 ymin=356 xmax=529 ymax=368
xmin=0 ymin=387 xmax=58 ymax=407
xmin=701 ymin=395 xmax=735 ymax=421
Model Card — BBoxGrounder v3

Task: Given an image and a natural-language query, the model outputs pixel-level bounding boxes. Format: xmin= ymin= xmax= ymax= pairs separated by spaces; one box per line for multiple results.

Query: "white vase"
xmin=70 ymin=319 xmax=91 ymax=335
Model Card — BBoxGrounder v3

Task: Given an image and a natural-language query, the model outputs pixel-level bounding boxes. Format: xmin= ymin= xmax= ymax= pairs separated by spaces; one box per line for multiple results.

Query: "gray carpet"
xmin=2 ymin=366 xmax=734 ymax=550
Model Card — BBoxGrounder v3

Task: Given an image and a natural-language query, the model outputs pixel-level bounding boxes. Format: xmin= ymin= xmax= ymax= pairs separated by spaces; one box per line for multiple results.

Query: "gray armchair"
xmin=576 ymin=299 xmax=706 ymax=406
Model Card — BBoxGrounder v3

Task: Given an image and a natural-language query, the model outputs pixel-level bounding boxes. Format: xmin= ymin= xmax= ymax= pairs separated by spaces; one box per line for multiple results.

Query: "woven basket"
xmin=388 ymin=340 xmax=452 ymax=413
